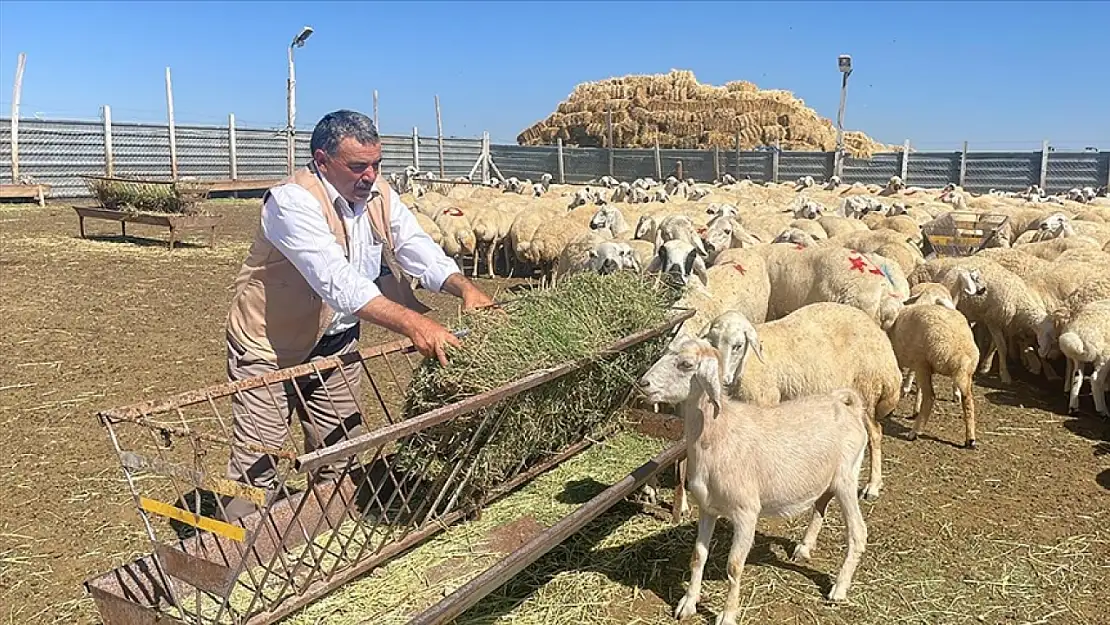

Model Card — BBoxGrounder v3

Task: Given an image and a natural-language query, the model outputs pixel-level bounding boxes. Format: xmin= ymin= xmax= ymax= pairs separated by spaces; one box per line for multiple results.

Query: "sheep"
xmin=629 ymin=185 xmax=650 ymax=203
xmin=1014 ymin=236 xmax=1102 ymax=259
xmin=529 ymin=215 xmax=591 ymax=284
xmin=886 ymin=302 xmax=981 ymax=448
xmin=588 ymin=205 xmax=631 ymax=238
xmin=470 ymin=204 xmax=521 ymax=278
xmin=794 ymin=175 xmax=816 ymax=191
xmin=818 ymin=214 xmax=871 ymax=238
xmin=568 ymin=188 xmax=592 ymax=209
xmin=1036 ymin=276 xmax=1110 ymax=366
xmin=687 ymin=186 xmax=711 ymax=201
xmin=648 ymin=239 xmax=709 ymax=288
xmin=554 ymin=231 xmax=620 ymax=280
xmin=718 ymin=173 xmax=738 ymax=186
xmin=699 ymin=303 xmax=902 ymax=501
xmin=508 ymin=207 xmax=561 ymax=277
xmin=433 ymin=207 xmax=477 ymax=270
xmin=793 ymin=197 xmax=826 ymax=220
xmin=879 ymin=175 xmax=906 ymax=196
xmin=622 ymin=239 xmax=656 ymax=274
xmin=609 ymin=181 xmax=632 ymax=203
xmin=786 ymin=219 xmax=830 ymax=242
xmin=1055 ymin=300 xmax=1110 ymax=416
xmin=841 ymin=195 xmax=885 ymax=219
xmin=664 ymin=243 xmax=771 ymax=335
xmin=772 ymin=228 xmax=818 ymax=247
xmin=636 ymin=337 xmax=869 ymax=617
xmin=701 ymin=217 xmax=761 ymax=263
xmin=655 ymin=214 xmax=708 ymax=256
xmin=707 ymin=203 xmax=741 ymax=219
xmin=906 ymin=282 xmax=956 ymax=309
xmin=823 ymin=175 xmax=842 ymax=190
xmin=652 ymin=188 xmax=671 ymax=203
xmin=633 ymin=214 xmax=658 ymax=243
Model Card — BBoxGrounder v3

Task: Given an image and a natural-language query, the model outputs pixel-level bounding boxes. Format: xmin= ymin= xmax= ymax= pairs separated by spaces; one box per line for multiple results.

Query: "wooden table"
xmin=74 ymin=207 xmax=223 ymax=251
xmin=0 ymin=183 xmax=51 ymax=206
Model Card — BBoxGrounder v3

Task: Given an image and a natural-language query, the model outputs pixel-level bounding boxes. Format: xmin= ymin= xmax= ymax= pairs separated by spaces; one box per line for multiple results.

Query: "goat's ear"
xmin=696 ymin=353 xmax=723 ymax=416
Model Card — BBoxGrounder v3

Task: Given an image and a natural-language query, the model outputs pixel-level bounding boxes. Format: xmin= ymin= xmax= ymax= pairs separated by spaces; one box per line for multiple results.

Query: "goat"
xmin=637 ymin=336 xmax=869 ymax=621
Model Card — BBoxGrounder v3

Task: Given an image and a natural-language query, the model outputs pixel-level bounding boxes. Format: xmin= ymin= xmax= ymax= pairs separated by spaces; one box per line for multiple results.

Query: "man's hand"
xmin=407 ymin=315 xmax=461 ymax=367
xmin=443 ymin=273 xmax=497 ymax=311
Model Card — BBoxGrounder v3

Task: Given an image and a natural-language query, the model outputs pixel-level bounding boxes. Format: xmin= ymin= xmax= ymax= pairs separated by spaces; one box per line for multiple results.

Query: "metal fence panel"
xmin=234 ymin=127 xmax=286 ymax=180
xmin=906 ymin=152 xmax=960 ymax=189
xmin=176 ymin=125 xmax=231 ymax=180
xmin=1043 ymin=152 xmax=1104 ymax=194
xmin=725 ymin=151 xmax=773 ymax=182
xmin=659 ymin=149 xmax=715 ymax=182
xmin=842 ymin=153 xmax=899 ymax=186
xmin=0 ymin=119 xmax=106 ymax=198
xmin=612 ymin=148 xmax=657 ymax=181
xmin=381 ymin=135 xmax=415 ymax=175
xmin=490 ymin=145 xmax=559 ymax=181
xmin=562 ymin=147 xmax=609 ymax=183
xmin=962 ymin=152 xmax=1040 ymax=193
xmin=779 ymin=152 xmax=833 ymax=182
xmin=415 ymin=136 xmax=482 ymax=179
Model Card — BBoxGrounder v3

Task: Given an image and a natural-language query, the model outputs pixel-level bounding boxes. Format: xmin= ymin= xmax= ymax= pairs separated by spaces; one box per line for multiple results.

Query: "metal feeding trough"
xmin=921 ymin=211 xmax=1011 ymax=257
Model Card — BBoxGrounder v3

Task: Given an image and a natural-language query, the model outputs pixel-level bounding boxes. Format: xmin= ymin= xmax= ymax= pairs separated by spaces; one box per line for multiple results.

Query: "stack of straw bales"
xmin=518 ymin=69 xmax=894 ymax=157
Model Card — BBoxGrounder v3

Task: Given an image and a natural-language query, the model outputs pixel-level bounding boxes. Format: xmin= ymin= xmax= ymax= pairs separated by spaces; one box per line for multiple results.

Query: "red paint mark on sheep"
xmin=443 ymin=207 xmax=464 ymax=217
xmin=731 ymin=264 xmax=746 ymax=275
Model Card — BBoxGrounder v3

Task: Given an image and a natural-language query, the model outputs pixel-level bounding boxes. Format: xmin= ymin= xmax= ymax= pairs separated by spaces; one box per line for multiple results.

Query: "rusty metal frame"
xmin=85 ymin=309 xmax=693 ymax=625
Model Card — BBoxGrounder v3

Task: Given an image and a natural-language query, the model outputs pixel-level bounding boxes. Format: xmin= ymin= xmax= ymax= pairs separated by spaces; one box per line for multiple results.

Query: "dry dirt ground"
xmin=0 ymin=199 xmax=1107 ymax=625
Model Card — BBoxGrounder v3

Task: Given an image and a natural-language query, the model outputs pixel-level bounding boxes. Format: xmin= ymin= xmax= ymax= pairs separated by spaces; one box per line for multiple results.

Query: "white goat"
xmin=637 ymin=336 xmax=869 ymax=621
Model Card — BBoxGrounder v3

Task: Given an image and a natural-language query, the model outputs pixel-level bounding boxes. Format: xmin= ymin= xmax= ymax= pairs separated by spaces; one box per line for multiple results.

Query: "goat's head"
xmin=698 ymin=311 xmax=765 ymax=388
xmin=637 ymin=334 xmax=723 ymax=413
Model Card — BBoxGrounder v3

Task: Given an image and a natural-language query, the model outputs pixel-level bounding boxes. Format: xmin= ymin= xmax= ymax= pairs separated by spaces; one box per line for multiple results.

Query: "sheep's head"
xmin=636 ymin=335 xmax=722 ymax=414
xmin=589 ymin=206 xmax=622 ymax=232
xmin=699 ymin=310 xmax=764 ymax=387
xmin=588 ymin=241 xmax=637 ymax=275
xmin=652 ymin=239 xmax=708 ymax=288
xmin=634 ymin=214 xmax=656 ymax=240
xmin=956 ymin=268 xmax=987 ymax=298
xmin=889 ymin=201 xmax=908 ymax=216
xmin=532 ymin=183 xmax=545 ymax=197
xmin=1036 ymin=310 xmax=1066 ymax=359
xmin=824 ymin=175 xmax=842 ymax=190
xmin=701 ymin=218 xmax=735 ymax=257
xmin=794 ymin=198 xmax=825 ymax=220
xmin=773 ymin=228 xmax=817 ymax=247
xmin=540 ymin=173 xmax=553 ymax=185
xmin=887 ymin=175 xmax=905 ymax=191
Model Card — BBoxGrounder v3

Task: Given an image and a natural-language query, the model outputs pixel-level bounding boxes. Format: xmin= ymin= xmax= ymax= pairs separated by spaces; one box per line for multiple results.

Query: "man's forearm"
xmin=354 ymin=294 xmax=426 ymax=338
xmin=441 ymin=272 xmax=480 ymax=299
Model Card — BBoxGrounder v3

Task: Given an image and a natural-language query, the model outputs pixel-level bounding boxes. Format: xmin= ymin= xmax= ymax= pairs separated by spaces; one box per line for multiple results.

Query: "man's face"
xmin=315 ymin=137 xmax=382 ymax=204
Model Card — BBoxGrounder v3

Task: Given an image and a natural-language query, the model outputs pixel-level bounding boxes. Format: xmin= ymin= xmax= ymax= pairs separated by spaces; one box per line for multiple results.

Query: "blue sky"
xmin=1 ymin=1 xmax=1108 ymax=150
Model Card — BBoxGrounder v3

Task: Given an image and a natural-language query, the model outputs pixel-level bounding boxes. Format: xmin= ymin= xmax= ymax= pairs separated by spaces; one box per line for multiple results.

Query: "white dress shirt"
xmin=260 ymin=171 xmax=461 ymax=335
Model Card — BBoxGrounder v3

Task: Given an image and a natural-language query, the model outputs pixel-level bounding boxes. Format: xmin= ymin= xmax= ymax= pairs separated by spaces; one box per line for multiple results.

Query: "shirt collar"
xmin=310 ymin=162 xmax=380 ymax=217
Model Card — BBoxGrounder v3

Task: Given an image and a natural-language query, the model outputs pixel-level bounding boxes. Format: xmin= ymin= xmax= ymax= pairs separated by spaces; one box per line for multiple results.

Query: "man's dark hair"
xmin=310 ymin=110 xmax=380 ymax=156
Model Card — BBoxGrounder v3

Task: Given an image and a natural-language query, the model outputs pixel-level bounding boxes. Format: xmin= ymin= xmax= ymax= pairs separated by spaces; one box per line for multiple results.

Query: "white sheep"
xmin=823 ymin=175 xmax=842 ymax=190
xmin=886 ymin=302 xmax=981 ymax=448
xmin=661 ymin=241 xmax=771 ymax=336
xmin=588 ymin=205 xmax=631 ymax=238
xmin=699 ymin=304 xmax=902 ymax=501
xmin=794 ymin=175 xmax=816 ymax=191
xmin=652 ymin=188 xmax=671 ymax=203
xmin=637 ymin=337 xmax=869 ymax=617
xmin=718 ymin=173 xmax=738 ymax=186
xmin=793 ymin=197 xmax=826 ymax=220
xmin=1055 ymin=299 xmax=1110 ymax=416
xmin=433 ymin=206 xmax=477 ymax=270
xmin=655 ymin=214 xmax=708 ymax=256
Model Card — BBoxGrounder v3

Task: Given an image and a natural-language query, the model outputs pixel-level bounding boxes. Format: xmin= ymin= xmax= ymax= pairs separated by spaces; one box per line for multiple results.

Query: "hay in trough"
xmin=83 ymin=176 xmax=211 ymax=214
xmin=394 ymin=271 xmax=682 ymax=508
xmin=517 ymin=69 xmax=894 ymax=157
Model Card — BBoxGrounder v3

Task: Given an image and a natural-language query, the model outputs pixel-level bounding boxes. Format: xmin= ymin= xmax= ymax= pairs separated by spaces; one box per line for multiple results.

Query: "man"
xmin=221 ymin=109 xmax=493 ymax=516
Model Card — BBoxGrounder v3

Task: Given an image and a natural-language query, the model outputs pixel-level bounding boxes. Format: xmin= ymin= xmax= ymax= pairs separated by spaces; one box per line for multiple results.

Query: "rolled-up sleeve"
xmin=389 ymin=193 xmax=462 ymax=293
xmin=261 ymin=184 xmax=382 ymax=315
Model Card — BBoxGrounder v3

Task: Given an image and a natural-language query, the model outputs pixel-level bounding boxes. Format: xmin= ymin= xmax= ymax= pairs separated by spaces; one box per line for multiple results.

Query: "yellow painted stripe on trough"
xmin=139 ymin=496 xmax=246 ymax=542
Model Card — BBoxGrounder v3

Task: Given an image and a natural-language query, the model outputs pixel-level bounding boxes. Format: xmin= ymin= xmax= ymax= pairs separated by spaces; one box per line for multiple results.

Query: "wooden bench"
xmin=74 ymin=207 xmax=223 ymax=251
xmin=0 ymin=183 xmax=51 ymax=206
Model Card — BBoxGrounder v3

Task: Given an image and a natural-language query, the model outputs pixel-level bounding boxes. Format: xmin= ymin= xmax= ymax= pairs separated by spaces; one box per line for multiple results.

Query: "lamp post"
xmin=287 ymin=26 xmax=314 ymax=174
xmin=835 ymin=54 xmax=852 ymax=177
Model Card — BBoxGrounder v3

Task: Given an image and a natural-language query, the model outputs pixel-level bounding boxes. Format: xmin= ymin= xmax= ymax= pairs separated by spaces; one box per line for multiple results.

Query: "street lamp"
xmin=835 ymin=54 xmax=852 ymax=177
xmin=287 ymin=26 xmax=314 ymax=174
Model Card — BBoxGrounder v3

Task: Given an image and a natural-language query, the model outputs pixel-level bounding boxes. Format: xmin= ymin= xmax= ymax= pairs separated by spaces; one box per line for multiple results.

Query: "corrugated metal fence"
xmin=2 ymin=117 xmax=1108 ymax=199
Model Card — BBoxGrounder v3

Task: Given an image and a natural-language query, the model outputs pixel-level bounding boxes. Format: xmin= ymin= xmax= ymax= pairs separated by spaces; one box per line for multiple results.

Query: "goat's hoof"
xmin=791 ymin=545 xmax=812 ymax=562
xmin=674 ymin=594 xmax=698 ymax=619
xmin=964 ymin=439 xmax=978 ymax=450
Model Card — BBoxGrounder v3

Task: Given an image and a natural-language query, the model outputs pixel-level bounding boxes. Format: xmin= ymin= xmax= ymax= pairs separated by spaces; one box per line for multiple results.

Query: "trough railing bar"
xmin=99 ymin=336 xmax=417 ymax=422
xmin=240 ymin=426 xmax=609 ymax=625
xmin=409 ymin=440 xmax=687 ymax=625
xmin=295 ymin=310 xmax=694 ymax=473
xmin=359 ymin=359 xmax=395 ymax=424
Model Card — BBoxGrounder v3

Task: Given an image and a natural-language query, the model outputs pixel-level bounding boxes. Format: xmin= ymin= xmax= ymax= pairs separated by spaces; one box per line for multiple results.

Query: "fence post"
xmin=606 ymin=108 xmax=614 ymax=177
xmin=713 ymin=145 xmax=721 ymax=181
xmin=676 ymin=160 xmax=684 ymax=180
xmin=654 ymin=140 xmax=662 ymax=180
xmin=481 ymin=131 xmax=490 ymax=184
xmin=771 ymin=141 xmax=781 ymax=183
xmin=10 ymin=52 xmax=26 ymax=183
xmin=434 ymin=95 xmax=445 ymax=178
xmin=735 ymin=131 xmax=741 ymax=179
xmin=1039 ymin=140 xmax=1049 ymax=189
xmin=102 ymin=105 xmax=114 ymax=177
xmin=228 ymin=113 xmax=238 ymax=180
xmin=165 ymin=67 xmax=178 ymax=180
xmin=412 ymin=127 xmax=420 ymax=170
xmin=901 ymin=139 xmax=910 ymax=181
xmin=959 ymin=141 xmax=968 ymax=187
xmin=556 ymin=138 xmax=565 ymax=184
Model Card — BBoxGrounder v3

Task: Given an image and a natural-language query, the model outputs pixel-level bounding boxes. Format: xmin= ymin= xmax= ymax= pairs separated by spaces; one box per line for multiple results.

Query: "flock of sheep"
xmin=390 ymin=166 xmax=1109 ymax=624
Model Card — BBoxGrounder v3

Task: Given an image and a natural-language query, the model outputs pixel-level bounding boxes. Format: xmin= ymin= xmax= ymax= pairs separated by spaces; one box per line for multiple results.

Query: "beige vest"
xmin=226 ymin=165 xmax=430 ymax=367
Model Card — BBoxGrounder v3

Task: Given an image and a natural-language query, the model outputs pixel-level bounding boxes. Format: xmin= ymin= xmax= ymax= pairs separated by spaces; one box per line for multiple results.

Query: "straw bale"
xmin=519 ymin=69 xmax=893 ymax=156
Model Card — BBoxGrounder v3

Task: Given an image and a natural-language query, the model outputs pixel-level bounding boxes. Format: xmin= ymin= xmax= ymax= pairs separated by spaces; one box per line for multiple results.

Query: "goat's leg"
xmin=957 ymin=369 xmax=977 ymax=449
xmin=907 ymin=368 xmax=936 ymax=442
xmin=674 ymin=512 xmax=717 ymax=620
xmin=793 ymin=491 xmax=833 ymax=562
xmin=718 ymin=511 xmax=758 ymax=625
xmin=859 ymin=407 xmax=884 ymax=501
xmin=829 ymin=466 xmax=868 ymax=603
xmin=1069 ymin=360 xmax=1085 ymax=414
xmin=989 ymin=325 xmax=1012 ymax=383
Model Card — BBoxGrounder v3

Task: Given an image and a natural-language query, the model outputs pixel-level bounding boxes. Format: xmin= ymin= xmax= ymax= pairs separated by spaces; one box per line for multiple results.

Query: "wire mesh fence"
xmin=2 ymin=117 xmax=1107 ymax=199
